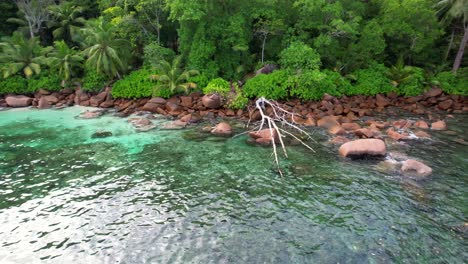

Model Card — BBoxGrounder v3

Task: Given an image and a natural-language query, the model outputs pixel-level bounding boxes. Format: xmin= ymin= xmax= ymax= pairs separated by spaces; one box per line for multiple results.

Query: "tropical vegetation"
xmin=0 ymin=0 xmax=466 ymax=103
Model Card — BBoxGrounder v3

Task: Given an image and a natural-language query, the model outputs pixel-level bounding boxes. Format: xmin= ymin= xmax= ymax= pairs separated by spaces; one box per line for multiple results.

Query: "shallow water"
xmin=0 ymin=107 xmax=466 ymax=263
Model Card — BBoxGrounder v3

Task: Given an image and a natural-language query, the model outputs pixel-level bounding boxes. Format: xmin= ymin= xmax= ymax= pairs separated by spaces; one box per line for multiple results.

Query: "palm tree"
xmin=82 ymin=18 xmax=130 ymax=79
xmin=0 ymin=33 xmax=51 ymax=78
xmin=47 ymin=2 xmax=86 ymax=45
xmin=151 ymin=56 xmax=199 ymax=94
xmin=436 ymin=0 xmax=468 ymax=72
xmin=48 ymin=40 xmax=83 ymax=82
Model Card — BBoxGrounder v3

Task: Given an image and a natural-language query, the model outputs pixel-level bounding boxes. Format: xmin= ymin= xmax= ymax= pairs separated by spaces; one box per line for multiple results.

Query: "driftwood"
xmin=242 ymin=97 xmax=316 ymax=176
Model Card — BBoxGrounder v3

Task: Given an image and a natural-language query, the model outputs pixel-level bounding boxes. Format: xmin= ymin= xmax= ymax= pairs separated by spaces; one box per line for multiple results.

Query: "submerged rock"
xmin=79 ymin=110 xmax=104 ymax=119
xmin=128 ymin=117 xmax=155 ymax=131
xmin=249 ymin=128 xmax=280 ymax=145
xmin=431 ymin=120 xmax=447 ymax=130
xmin=161 ymin=120 xmax=187 ymax=130
xmin=401 ymin=159 xmax=432 ymax=179
xmin=211 ymin=122 xmax=232 ymax=136
xmin=92 ymin=131 xmax=113 ymax=138
xmin=338 ymin=139 xmax=386 ymax=158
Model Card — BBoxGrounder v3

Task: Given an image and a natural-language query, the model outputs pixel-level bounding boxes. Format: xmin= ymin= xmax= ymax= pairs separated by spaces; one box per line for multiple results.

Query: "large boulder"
xmin=401 ymin=159 xmax=432 ymax=179
xmin=202 ymin=94 xmax=222 ymax=109
xmin=90 ymin=90 xmax=109 ymax=107
xmin=128 ymin=117 xmax=155 ymax=131
xmin=211 ymin=122 xmax=232 ymax=136
xmin=5 ymin=95 xmax=33 ymax=107
xmin=255 ymin=64 xmax=278 ymax=76
xmin=142 ymin=97 xmax=167 ymax=113
xmin=338 ymin=139 xmax=386 ymax=158
xmin=43 ymin=95 xmax=59 ymax=104
xmin=38 ymin=97 xmax=51 ymax=109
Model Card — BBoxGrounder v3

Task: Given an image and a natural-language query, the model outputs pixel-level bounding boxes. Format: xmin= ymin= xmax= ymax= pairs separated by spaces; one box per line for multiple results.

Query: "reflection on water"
xmin=0 ymin=107 xmax=466 ymax=263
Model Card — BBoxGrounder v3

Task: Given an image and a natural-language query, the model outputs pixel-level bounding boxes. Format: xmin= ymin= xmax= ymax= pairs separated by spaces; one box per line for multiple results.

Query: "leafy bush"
xmin=395 ymin=67 xmax=426 ymax=96
xmin=243 ymin=70 xmax=291 ymax=100
xmin=0 ymin=75 xmax=28 ymax=95
xmin=227 ymin=84 xmax=248 ymax=110
xmin=143 ymin=42 xmax=176 ymax=67
xmin=433 ymin=70 xmax=468 ymax=95
xmin=290 ymin=70 xmax=349 ymax=100
xmin=188 ymin=73 xmax=210 ymax=91
xmin=348 ymin=64 xmax=394 ymax=95
xmin=279 ymin=41 xmax=321 ymax=71
xmin=82 ymin=68 xmax=108 ymax=93
xmin=27 ymin=72 xmax=62 ymax=93
xmin=203 ymin=78 xmax=230 ymax=96
xmin=112 ymin=68 xmax=156 ymax=99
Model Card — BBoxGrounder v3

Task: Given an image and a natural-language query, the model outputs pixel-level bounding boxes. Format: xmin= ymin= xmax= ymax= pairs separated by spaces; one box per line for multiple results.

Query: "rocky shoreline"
xmin=1 ymin=86 xmax=467 ymax=180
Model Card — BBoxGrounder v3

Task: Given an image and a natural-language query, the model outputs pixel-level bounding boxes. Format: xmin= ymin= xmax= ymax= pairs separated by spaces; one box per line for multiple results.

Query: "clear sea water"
xmin=0 ymin=107 xmax=466 ymax=263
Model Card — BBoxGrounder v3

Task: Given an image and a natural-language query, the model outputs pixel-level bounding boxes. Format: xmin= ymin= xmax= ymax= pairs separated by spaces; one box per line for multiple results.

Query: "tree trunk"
xmin=445 ymin=29 xmax=455 ymax=61
xmin=261 ymin=34 xmax=267 ymax=64
xmin=27 ymin=19 xmax=34 ymax=38
xmin=452 ymin=26 xmax=468 ymax=73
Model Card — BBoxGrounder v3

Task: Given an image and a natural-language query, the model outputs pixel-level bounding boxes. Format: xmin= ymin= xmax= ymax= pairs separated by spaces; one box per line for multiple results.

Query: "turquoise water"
xmin=0 ymin=107 xmax=466 ymax=263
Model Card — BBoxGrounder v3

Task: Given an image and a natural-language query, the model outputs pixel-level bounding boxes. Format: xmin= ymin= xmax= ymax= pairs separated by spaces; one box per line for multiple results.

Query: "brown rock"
xmin=438 ymin=99 xmax=453 ymax=110
xmin=317 ymin=116 xmax=340 ymax=129
xmin=100 ymin=100 xmax=114 ymax=108
xmin=401 ymin=159 xmax=432 ymax=178
xmin=329 ymin=136 xmax=350 ymax=145
xmin=424 ymin=87 xmax=443 ymax=98
xmin=328 ymin=125 xmax=346 ymax=135
xmin=180 ymin=96 xmax=193 ymax=107
xmin=304 ymin=117 xmax=316 ymax=127
xmin=414 ymin=120 xmax=429 ymax=129
xmin=5 ymin=95 xmax=33 ymax=107
xmin=338 ymin=139 xmax=387 ymax=157
xmin=249 ymin=128 xmax=280 ymax=145
xmin=392 ymin=120 xmax=412 ymax=130
xmin=386 ymin=128 xmax=409 ymax=141
xmin=415 ymin=131 xmax=430 ymax=138
xmin=79 ymin=110 xmax=104 ymax=119
xmin=165 ymin=102 xmax=180 ymax=112
xmin=431 ymin=120 xmax=447 ymax=130
xmin=38 ymin=97 xmax=51 ymax=109
xmin=161 ymin=120 xmax=187 ymax=130
xmin=376 ymin=94 xmax=390 ymax=107
xmin=355 ymin=128 xmax=374 ymax=138
xmin=211 ymin=122 xmax=232 ymax=136
xmin=202 ymin=94 xmax=222 ymax=109
xmin=341 ymin=122 xmax=361 ymax=131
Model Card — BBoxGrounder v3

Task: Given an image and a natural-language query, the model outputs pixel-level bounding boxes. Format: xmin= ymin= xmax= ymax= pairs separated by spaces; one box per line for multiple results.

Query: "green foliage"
xmin=228 ymin=92 xmax=249 ymax=110
xmin=143 ymin=42 xmax=176 ymax=67
xmin=0 ymin=75 xmax=28 ymax=95
xmin=152 ymin=56 xmax=199 ymax=95
xmin=203 ymin=78 xmax=230 ymax=96
xmin=47 ymin=2 xmax=86 ymax=44
xmin=386 ymin=59 xmax=428 ymax=96
xmin=111 ymin=68 xmax=155 ymax=99
xmin=433 ymin=70 xmax=468 ymax=95
xmin=290 ymin=70 xmax=350 ymax=101
xmin=188 ymin=73 xmax=209 ymax=91
xmin=279 ymin=41 xmax=321 ymax=72
xmin=243 ymin=70 xmax=291 ymax=100
xmin=82 ymin=67 xmax=107 ymax=92
xmin=48 ymin=41 xmax=84 ymax=82
xmin=0 ymin=33 xmax=51 ymax=79
xmin=348 ymin=64 xmax=394 ymax=96
xmin=82 ymin=17 xmax=131 ymax=78
xmin=27 ymin=72 xmax=62 ymax=93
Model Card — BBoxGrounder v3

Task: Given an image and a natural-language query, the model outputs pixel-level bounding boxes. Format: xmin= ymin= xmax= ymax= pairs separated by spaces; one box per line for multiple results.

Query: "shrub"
xmin=290 ymin=70 xmax=349 ymax=101
xmin=395 ymin=67 xmax=427 ymax=96
xmin=227 ymin=84 xmax=248 ymax=110
xmin=348 ymin=64 xmax=394 ymax=96
xmin=279 ymin=41 xmax=321 ymax=71
xmin=243 ymin=70 xmax=291 ymax=100
xmin=82 ymin=68 xmax=108 ymax=93
xmin=188 ymin=73 xmax=210 ymax=91
xmin=0 ymin=75 xmax=28 ymax=95
xmin=143 ymin=42 xmax=176 ymax=67
xmin=433 ymin=70 xmax=468 ymax=95
xmin=27 ymin=72 xmax=62 ymax=93
xmin=112 ymin=68 xmax=156 ymax=99
xmin=203 ymin=78 xmax=230 ymax=96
